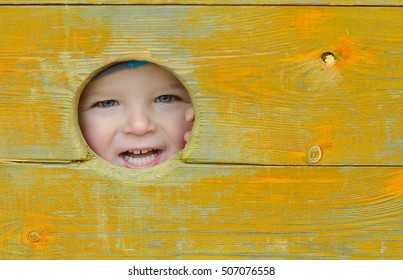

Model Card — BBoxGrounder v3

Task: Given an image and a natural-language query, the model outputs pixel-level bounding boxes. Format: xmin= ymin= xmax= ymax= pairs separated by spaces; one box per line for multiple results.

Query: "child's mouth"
xmin=120 ymin=149 xmax=162 ymax=168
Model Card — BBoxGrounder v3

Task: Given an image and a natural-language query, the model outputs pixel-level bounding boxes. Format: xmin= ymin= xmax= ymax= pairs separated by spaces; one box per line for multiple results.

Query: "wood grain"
xmin=1 ymin=4 xmax=402 ymax=260
xmin=1 ymin=161 xmax=402 ymax=259
xmin=0 ymin=0 xmax=402 ymax=5
xmin=0 ymin=6 xmax=402 ymax=165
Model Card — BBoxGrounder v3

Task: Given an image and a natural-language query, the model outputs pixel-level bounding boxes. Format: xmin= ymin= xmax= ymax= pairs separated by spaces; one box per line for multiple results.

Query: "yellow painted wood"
xmin=1 ymin=161 xmax=402 ymax=259
xmin=1 ymin=3 xmax=402 ymax=260
xmin=1 ymin=0 xmax=403 ymax=5
xmin=0 ymin=6 xmax=402 ymax=165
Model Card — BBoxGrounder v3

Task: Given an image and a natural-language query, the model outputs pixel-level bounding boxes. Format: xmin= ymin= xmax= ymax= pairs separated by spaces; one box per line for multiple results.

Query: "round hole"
xmin=321 ymin=52 xmax=336 ymax=66
xmin=78 ymin=61 xmax=194 ymax=169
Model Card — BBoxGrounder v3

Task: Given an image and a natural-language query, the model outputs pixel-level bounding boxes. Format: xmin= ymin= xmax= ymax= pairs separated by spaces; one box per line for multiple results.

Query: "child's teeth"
xmin=124 ymin=152 xmax=157 ymax=166
xmin=129 ymin=149 xmax=154 ymax=155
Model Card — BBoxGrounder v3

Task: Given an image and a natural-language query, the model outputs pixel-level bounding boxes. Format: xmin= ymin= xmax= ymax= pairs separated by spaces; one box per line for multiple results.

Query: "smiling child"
xmin=78 ymin=61 xmax=194 ymax=168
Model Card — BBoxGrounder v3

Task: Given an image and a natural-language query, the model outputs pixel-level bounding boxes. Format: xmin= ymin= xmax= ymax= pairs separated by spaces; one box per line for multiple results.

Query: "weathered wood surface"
xmin=0 ymin=4 xmax=402 ymax=260
xmin=0 ymin=6 xmax=402 ymax=165
xmin=1 ymin=0 xmax=403 ymax=5
xmin=1 ymin=162 xmax=402 ymax=259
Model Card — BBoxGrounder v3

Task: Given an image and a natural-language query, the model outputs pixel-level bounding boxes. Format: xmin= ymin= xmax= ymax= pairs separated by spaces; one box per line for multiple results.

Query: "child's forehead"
xmin=83 ymin=63 xmax=187 ymax=97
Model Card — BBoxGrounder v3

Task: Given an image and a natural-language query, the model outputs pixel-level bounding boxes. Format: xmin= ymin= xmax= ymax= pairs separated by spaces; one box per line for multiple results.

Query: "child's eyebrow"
xmin=164 ymin=82 xmax=187 ymax=91
xmin=80 ymin=89 xmax=116 ymax=106
xmin=83 ymin=84 xmax=122 ymax=97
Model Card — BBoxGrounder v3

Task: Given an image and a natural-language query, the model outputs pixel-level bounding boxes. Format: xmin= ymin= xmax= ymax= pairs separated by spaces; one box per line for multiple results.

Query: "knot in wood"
xmin=28 ymin=231 xmax=41 ymax=243
xmin=307 ymin=145 xmax=322 ymax=164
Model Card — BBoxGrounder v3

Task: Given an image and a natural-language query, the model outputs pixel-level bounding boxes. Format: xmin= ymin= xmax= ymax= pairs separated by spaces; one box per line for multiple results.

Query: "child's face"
xmin=78 ymin=64 xmax=193 ymax=168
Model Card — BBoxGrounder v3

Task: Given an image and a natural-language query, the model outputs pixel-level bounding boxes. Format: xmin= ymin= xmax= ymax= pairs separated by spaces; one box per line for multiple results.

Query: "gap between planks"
xmin=0 ymin=159 xmax=401 ymax=168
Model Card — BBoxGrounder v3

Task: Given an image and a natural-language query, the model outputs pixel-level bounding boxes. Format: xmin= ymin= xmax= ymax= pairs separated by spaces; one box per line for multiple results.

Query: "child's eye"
xmin=156 ymin=95 xmax=178 ymax=103
xmin=95 ymin=100 xmax=118 ymax=107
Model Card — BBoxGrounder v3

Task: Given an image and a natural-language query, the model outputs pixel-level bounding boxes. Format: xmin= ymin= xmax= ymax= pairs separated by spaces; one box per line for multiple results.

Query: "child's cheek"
xmin=80 ymin=114 xmax=109 ymax=152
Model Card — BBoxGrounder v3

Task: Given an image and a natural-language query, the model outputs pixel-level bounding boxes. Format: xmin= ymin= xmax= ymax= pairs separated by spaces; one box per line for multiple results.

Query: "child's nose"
xmin=123 ymin=109 xmax=156 ymax=136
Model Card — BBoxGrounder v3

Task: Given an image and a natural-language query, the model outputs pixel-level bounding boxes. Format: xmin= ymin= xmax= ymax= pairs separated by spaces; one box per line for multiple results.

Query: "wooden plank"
xmin=1 ymin=0 xmax=403 ymax=6
xmin=1 ymin=6 xmax=402 ymax=165
xmin=0 ymin=161 xmax=402 ymax=259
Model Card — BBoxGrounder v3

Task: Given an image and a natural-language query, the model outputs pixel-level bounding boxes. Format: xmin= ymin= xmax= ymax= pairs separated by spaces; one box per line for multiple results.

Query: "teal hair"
xmin=92 ymin=61 xmax=150 ymax=81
